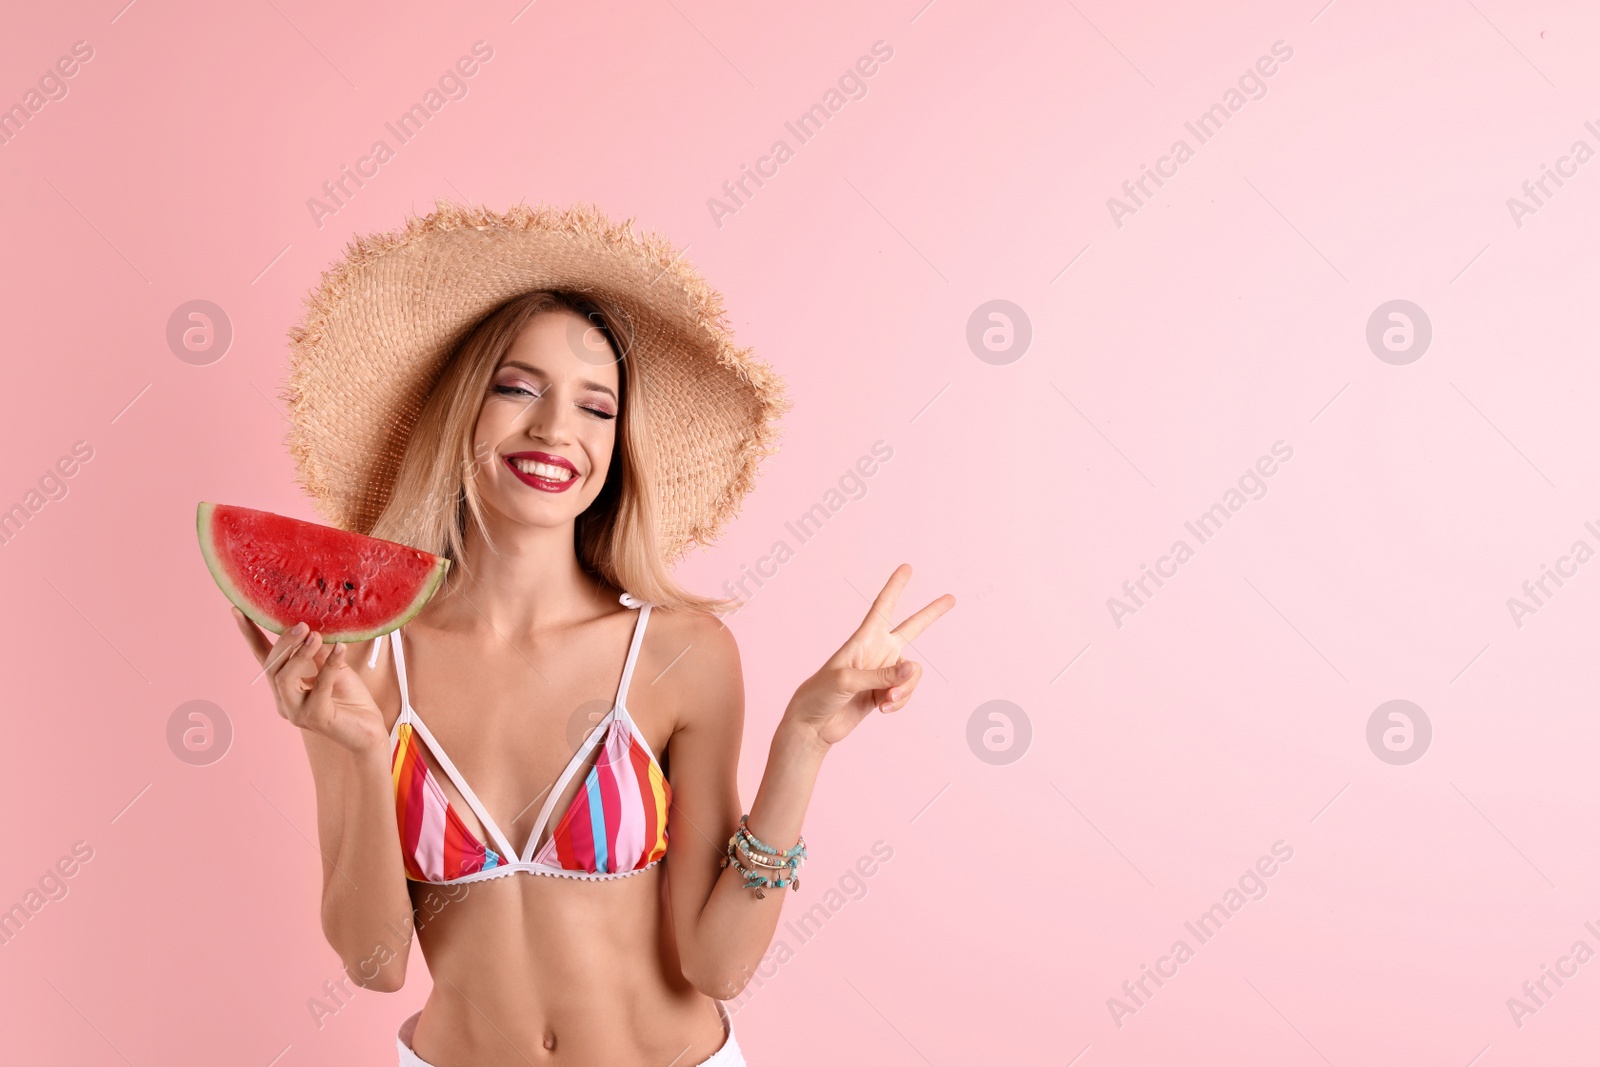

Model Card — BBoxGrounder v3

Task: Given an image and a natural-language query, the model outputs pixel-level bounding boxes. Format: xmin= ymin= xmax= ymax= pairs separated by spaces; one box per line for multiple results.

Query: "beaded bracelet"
xmin=735 ymin=814 xmax=807 ymax=863
xmin=723 ymin=848 xmax=793 ymax=897
xmin=737 ymin=846 xmax=790 ymax=870
xmin=719 ymin=814 xmax=807 ymax=898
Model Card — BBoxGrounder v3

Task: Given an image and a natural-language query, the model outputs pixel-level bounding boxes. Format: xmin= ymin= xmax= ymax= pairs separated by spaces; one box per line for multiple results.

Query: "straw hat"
xmin=282 ymin=200 xmax=789 ymax=564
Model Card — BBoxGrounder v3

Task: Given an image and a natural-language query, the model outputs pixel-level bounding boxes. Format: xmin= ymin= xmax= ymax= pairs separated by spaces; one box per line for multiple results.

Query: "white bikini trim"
xmin=407 ymin=857 xmax=663 ymax=887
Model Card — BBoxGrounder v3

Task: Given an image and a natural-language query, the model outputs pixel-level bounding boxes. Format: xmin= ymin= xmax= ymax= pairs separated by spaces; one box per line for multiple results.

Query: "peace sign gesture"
xmin=783 ymin=564 xmax=956 ymax=748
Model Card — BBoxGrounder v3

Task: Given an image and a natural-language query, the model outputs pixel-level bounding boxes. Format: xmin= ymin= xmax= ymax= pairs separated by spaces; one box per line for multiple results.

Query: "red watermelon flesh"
xmin=198 ymin=502 xmax=449 ymax=642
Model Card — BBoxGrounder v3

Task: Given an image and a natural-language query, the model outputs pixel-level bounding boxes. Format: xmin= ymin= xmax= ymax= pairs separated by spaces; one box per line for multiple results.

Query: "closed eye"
xmin=496 ymin=384 xmax=616 ymax=421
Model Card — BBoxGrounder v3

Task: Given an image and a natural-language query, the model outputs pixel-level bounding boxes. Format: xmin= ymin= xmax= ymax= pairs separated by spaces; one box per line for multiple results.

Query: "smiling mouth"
xmin=504 ymin=453 xmax=579 ymax=493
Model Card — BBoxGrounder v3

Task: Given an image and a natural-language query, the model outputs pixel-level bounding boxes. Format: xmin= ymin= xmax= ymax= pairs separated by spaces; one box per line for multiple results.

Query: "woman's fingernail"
xmin=289 ymin=622 xmax=308 ymax=635
xmin=898 ymin=662 xmax=912 ymax=679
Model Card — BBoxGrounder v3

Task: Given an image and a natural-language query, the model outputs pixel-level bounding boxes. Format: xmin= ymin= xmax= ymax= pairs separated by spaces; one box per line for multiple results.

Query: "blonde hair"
xmin=370 ymin=290 xmax=734 ymax=615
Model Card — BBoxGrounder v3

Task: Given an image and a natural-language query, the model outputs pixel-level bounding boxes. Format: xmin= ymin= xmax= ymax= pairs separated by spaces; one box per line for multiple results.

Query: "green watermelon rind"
xmin=197 ymin=501 xmax=451 ymax=644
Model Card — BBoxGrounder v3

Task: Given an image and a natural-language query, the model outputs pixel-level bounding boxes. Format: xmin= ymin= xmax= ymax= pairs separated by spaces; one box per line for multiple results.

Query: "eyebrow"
xmin=497 ymin=361 xmax=618 ymax=402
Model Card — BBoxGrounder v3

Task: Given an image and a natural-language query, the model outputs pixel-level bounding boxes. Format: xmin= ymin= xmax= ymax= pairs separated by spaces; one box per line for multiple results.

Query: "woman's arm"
xmin=234 ymin=612 xmax=417 ymax=990
xmin=666 ymin=565 xmax=953 ymax=998
xmin=659 ymin=616 xmax=823 ymax=999
xmin=300 ymin=726 xmax=416 ymax=990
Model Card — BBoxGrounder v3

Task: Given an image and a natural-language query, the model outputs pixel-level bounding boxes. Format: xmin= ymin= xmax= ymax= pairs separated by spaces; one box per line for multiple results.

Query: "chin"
xmin=483 ymin=496 xmax=589 ymax=532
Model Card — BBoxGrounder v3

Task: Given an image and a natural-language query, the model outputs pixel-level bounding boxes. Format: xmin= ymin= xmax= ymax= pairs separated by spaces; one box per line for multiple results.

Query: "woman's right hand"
xmin=233 ymin=608 xmax=388 ymax=755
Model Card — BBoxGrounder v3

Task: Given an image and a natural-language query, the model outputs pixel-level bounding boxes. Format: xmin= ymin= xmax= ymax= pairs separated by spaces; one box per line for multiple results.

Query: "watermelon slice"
xmin=197 ymin=502 xmax=449 ymax=642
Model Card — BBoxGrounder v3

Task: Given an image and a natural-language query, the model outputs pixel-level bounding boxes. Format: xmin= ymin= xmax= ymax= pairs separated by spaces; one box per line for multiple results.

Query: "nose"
xmin=516 ymin=386 xmax=577 ymax=446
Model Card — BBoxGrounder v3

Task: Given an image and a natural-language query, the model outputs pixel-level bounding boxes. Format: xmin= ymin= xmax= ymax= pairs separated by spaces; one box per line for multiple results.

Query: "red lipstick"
xmin=504 ymin=451 xmax=580 ymax=493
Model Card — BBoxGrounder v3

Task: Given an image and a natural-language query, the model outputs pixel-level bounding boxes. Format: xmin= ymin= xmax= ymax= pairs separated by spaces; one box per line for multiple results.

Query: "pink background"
xmin=3 ymin=0 xmax=1599 ymax=1063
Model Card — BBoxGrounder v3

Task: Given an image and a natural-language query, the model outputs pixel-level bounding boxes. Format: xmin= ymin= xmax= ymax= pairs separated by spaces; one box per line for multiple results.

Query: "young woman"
xmin=235 ymin=205 xmax=953 ymax=1066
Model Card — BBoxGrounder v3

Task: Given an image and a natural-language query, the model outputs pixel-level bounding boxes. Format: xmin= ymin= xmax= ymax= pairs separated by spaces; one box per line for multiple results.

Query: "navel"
xmin=542 ymin=1030 xmax=557 ymax=1052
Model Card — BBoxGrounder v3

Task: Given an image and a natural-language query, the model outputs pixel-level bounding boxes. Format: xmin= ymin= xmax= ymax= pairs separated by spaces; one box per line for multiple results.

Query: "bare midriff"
xmin=407 ymin=868 xmax=727 ymax=1067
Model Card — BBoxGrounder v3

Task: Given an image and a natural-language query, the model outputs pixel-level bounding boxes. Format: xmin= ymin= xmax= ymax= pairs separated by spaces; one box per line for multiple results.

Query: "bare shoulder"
xmin=643 ymin=606 xmax=743 ymax=731
xmin=645 ymin=605 xmax=741 ymax=678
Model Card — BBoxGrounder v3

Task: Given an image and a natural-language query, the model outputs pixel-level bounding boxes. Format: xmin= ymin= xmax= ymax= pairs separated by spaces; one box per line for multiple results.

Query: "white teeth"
xmin=511 ymin=457 xmax=574 ymax=482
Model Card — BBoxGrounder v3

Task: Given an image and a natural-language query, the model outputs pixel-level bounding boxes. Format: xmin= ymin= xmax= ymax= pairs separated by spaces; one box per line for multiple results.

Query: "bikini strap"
xmin=614 ymin=602 xmax=652 ymax=711
xmin=369 ymin=632 xmax=413 ymax=748
xmin=388 ymin=629 xmax=413 ymax=715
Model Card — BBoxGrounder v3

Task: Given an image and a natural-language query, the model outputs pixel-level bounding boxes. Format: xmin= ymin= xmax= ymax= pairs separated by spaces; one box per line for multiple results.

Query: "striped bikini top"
xmin=376 ymin=593 xmax=671 ymax=885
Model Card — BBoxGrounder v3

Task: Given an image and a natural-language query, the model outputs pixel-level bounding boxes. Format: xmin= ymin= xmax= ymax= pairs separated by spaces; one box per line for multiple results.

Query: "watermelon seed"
xmin=344 ymin=581 xmax=355 ymax=590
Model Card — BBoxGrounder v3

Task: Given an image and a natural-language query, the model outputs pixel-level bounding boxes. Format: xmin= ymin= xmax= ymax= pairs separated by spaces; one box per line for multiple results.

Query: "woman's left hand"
xmin=783 ymin=564 xmax=955 ymax=749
